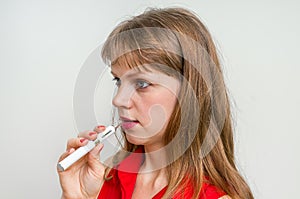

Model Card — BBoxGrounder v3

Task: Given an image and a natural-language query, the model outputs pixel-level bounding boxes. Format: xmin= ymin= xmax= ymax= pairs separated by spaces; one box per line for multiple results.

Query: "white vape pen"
xmin=57 ymin=125 xmax=116 ymax=171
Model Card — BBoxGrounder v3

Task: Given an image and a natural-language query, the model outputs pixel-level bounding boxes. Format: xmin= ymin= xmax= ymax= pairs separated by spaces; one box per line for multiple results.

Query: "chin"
xmin=125 ymin=134 xmax=148 ymax=146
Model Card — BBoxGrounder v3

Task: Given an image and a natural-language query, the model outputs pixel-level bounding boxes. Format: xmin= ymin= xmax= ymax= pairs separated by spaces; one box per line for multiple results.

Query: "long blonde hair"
xmin=101 ymin=7 xmax=253 ymax=199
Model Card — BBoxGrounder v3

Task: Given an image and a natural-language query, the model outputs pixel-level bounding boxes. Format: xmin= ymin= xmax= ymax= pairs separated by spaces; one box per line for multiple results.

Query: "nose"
xmin=112 ymin=84 xmax=134 ymax=109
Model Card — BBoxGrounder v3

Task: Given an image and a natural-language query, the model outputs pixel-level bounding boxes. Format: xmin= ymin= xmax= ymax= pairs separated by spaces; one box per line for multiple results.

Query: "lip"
xmin=120 ymin=116 xmax=139 ymax=130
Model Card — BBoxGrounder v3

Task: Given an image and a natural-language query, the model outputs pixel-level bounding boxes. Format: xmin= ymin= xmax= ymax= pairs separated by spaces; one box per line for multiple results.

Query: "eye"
xmin=112 ymin=77 xmax=121 ymax=87
xmin=136 ymin=80 xmax=151 ymax=89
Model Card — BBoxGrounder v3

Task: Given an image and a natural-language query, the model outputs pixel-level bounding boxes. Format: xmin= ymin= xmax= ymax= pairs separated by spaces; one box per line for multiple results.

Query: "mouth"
xmin=120 ymin=116 xmax=139 ymax=130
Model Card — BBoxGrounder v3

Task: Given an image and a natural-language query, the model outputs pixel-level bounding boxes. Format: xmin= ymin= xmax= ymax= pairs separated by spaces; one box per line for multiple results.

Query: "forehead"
xmin=110 ymin=52 xmax=156 ymax=75
xmin=110 ymin=52 xmax=181 ymax=80
xmin=112 ymin=51 xmax=151 ymax=67
xmin=111 ymin=63 xmax=155 ymax=79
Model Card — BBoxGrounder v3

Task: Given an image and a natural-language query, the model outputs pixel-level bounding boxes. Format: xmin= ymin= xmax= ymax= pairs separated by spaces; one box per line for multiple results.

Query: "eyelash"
xmin=112 ymin=77 xmax=152 ymax=90
xmin=112 ymin=77 xmax=121 ymax=87
xmin=135 ymin=79 xmax=151 ymax=89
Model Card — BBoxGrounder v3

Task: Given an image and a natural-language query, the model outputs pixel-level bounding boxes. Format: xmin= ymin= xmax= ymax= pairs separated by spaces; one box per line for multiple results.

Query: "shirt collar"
xmin=116 ymin=146 xmax=145 ymax=199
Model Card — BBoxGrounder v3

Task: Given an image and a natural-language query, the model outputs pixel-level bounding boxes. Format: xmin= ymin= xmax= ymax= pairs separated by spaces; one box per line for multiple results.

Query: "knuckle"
xmin=66 ymin=139 xmax=73 ymax=146
xmin=78 ymin=130 xmax=91 ymax=138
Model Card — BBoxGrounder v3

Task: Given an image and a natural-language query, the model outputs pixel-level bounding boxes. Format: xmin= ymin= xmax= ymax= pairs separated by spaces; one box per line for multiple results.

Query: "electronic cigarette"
xmin=57 ymin=125 xmax=116 ymax=171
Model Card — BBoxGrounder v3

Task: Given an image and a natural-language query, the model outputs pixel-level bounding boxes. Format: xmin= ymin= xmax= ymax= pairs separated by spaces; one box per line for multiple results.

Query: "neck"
xmin=140 ymin=145 xmax=168 ymax=174
xmin=137 ymin=146 xmax=168 ymax=190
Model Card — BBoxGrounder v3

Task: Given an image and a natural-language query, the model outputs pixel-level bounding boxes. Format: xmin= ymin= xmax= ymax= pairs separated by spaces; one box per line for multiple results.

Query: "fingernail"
xmin=97 ymin=125 xmax=105 ymax=130
xmin=89 ymin=132 xmax=97 ymax=136
xmin=80 ymin=138 xmax=87 ymax=143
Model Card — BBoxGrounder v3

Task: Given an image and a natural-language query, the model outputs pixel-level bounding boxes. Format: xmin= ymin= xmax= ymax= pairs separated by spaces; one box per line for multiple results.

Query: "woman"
xmin=58 ymin=7 xmax=254 ymax=199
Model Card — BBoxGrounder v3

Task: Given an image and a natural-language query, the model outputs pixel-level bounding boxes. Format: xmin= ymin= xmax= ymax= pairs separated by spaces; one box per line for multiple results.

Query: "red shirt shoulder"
xmin=157 ymin=177 xmax=226 ymax=199
xmin=199 ymin=181 xmax=226 ymax=199
xmin=98 ymin=146 xmax=226 ymax=199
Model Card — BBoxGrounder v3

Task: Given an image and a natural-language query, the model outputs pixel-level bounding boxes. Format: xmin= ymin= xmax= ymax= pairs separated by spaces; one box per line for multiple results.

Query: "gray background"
xmin=0 ymin=0 xmax=299 ymax=198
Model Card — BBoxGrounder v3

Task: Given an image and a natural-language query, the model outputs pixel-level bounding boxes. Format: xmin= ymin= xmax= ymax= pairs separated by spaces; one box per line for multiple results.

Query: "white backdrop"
xmin=0 ymin=0 xmax=299 ymax=198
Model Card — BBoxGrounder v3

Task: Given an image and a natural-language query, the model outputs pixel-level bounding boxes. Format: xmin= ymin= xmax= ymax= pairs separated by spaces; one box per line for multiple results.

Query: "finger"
xmin=93 ymin=125 xmax=106 ymax=134
xmin=76 ymin=125 xmax=106 ymax=140
xmin=66 ymin=137 xmax=89 ymax=151
xmin=57 ymin=148 xmax=75 ymax=167
xmin=90 ymin=143 xmax=104 ymax=161
xmin=78 ymin=130 xmax=98 ymax=141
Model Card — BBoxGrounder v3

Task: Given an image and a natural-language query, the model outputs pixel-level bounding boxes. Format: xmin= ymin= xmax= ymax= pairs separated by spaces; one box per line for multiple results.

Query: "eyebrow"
xmin=110 ymin=70 xmax=152 ymax=79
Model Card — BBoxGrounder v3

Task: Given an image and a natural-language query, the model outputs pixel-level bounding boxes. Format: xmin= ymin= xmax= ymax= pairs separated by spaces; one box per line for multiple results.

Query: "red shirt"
xmin=98 ymin=147 xmax=226 ymax=199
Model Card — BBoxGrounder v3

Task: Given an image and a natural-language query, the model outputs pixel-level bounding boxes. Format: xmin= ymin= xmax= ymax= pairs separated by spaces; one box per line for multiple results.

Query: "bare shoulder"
xmin=218 ymin=195 xmax=232 ymax=199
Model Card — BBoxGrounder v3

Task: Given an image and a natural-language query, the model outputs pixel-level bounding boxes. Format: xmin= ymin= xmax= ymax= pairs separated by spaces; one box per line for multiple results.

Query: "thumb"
xmin=90 ymin=143 xmax=104 ymax=160
xmin=88 ymin=143 xmax=105 ymax=175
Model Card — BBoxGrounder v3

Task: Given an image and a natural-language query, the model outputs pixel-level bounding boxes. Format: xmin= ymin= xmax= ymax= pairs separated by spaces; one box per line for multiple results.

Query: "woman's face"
xmin=111 ymin=64 xmax=180 ymax=150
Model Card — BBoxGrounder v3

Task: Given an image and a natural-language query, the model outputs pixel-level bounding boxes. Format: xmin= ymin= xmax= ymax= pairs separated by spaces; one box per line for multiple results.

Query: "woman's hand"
xmin=57 ymin=126 xmax=107 ymax=199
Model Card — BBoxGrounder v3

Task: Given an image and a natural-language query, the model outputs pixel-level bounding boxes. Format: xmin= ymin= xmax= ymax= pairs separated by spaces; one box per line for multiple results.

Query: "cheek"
xmin=136 ymin=100 xmax=155 ymax=124
xmin=137 ymin=94 xmax=177 ymax=126
xmin=161 ymin=96 xmax=177 ymax=120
